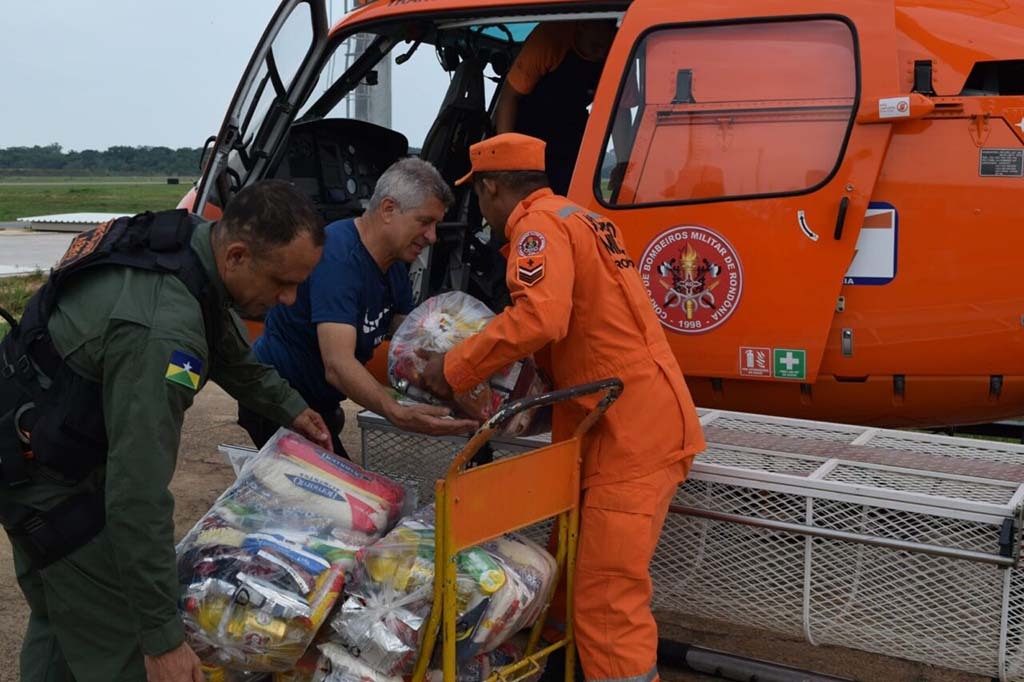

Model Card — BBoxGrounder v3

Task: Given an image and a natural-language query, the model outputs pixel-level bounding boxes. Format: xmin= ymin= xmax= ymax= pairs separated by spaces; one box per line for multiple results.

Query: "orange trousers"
xmin=547 ymin=458 xmax=691 ymax=681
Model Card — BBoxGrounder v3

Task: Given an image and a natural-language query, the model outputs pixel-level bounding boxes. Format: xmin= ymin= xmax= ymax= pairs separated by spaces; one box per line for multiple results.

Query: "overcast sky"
xmin=0 ymin=1 xmax=453 ymax=151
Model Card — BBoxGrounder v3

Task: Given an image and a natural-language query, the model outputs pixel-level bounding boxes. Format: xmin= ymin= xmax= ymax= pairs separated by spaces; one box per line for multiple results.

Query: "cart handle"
xmin=447 ymin=377 xmax=623 ymax=476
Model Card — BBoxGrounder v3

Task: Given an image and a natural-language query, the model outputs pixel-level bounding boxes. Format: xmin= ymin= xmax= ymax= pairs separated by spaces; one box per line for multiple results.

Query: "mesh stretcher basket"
xmin=361 ymin=407 xmax=1024 ymax=680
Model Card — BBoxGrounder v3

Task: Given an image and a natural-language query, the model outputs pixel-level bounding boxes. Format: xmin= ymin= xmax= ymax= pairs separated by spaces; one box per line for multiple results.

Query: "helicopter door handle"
xmin=834 ymin=197 xmax=849 ymax=240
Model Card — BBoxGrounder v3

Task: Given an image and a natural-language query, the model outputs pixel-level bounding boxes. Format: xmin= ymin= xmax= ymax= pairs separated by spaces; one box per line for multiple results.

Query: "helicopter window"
xmin=961 ymin=60 xmax=1024 ymax=96
xmin=596 ymin=19 xmax=857 ymax=207
xmin=297 ymin=27 xmax=507 ymax=149
xmin=268 ymin=24 xmax=519 ymax=231
xmin=237 ymin=3 xmax=316 ymax=154
xmin=478 ymin=22 xmax=537 ymax=42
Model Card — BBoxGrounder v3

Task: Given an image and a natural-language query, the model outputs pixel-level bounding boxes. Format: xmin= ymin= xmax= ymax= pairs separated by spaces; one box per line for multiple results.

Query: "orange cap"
xmin=455 ymin=133 xmax=547 ymax=186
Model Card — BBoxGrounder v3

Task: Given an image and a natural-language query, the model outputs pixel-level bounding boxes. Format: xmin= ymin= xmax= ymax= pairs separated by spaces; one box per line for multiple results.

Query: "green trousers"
xmin=12 ymin=528 xmax=147 ymax=682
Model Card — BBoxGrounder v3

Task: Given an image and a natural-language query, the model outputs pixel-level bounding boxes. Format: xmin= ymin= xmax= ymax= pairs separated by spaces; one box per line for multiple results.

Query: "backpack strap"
xmin=22 ymin=210 xmax=219 ymax=376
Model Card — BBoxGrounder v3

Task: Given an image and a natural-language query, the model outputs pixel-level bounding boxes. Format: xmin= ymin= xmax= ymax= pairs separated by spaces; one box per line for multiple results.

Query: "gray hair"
xmin=368 ymin=157 xmax=454 ymax=213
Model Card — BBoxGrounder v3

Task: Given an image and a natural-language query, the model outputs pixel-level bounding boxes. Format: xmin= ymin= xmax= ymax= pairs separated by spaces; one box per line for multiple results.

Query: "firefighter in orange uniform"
xmin=419 ymin=133 xmax=705 ymax=681
xmin=493 ymin=20 xmax=617 ymax=195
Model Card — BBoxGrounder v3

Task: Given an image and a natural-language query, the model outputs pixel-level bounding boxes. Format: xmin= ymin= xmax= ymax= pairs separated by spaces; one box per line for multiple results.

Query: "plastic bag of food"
xmin=202 ymin=664 xmax=270 ymax=681
xmin=327 ymin=506 xmax=556 ymax=677
xmin=316 ymin=643 xmax=405 ymax=682
xmin=425 ymin=635 xmax=544 ymax=682
xmin=177 ymin=429 xmax=407 ymax=672
xmin=308 ymin=637 xmax=541 ymax=682
xmin=271 ymin=646 xmax=325 ymax=682
xmin=388 ymin=291 xmax=550 ymax=436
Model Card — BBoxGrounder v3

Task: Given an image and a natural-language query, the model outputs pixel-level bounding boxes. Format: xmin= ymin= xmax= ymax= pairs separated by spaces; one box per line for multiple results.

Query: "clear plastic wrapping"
xmin=312 ymin=637 xmax=541 ymax=682
xmin=424 ymin=636 xmax=544 ymax=682
xmin=388 ymin=291 xmax=551 ymax=436
xmin=201 ymin=665 xmax=269 ymax=681
xmin=177 ymin=429 xmax=407 ymax=671
xmin=270 ymin=646 xmax=323 ymax=682
xmin=326 ymin=506 xmax=556 ymax=677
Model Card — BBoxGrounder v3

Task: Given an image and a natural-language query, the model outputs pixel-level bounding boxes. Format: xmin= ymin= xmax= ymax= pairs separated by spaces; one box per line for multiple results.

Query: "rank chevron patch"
xmin=516 ymin=255 xmax=545 ymax=287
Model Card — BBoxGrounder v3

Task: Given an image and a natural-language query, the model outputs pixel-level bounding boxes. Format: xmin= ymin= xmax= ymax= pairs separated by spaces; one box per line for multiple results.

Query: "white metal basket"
xmin=357 ymin=408 xmax=1024 ymax=680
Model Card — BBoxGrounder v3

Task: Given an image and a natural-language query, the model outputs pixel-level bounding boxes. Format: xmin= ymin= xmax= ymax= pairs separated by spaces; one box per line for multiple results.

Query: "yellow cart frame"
xmin=412 ymin=378 xmax=623 ymax=682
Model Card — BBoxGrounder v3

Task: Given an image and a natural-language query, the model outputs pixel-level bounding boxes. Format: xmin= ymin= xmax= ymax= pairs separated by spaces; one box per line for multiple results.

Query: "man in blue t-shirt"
xmin=238 ymin=158 xmax=477 ymax=455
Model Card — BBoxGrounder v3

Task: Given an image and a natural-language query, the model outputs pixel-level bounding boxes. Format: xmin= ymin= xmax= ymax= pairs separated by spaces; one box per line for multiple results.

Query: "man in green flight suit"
xmin=0 ymin=180 xmax=334 ymax=682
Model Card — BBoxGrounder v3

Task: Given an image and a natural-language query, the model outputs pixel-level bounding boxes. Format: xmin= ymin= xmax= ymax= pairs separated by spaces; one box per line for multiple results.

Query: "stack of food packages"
xmin=177 ymin=429 xmax=407 ymax=673
xmin=186 ymin=433 xmax=556 ymax=682
xmin=388 ymin=291 xmax=551 ymax=436
xmin=318 ymin=506 xmax=556 ymax=681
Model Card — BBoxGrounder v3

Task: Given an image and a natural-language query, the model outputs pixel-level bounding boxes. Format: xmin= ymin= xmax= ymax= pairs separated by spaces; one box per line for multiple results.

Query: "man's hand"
xmin=415 ymin=349 xmax=454 ymax=401
xmin=290 ymin=408 xmax=334 ymax=452
xmin=144 ymin=642 xmax=203 ymax=682
xmin=386 ymin=402 xmax=478 ymax=436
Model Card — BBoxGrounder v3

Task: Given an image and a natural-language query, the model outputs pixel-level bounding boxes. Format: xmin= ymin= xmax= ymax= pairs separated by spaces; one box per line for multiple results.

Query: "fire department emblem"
xmin=639 ymin=226 xmax=743 ymax=334
xmin=516 ymin=231 xmax=546 ymax=257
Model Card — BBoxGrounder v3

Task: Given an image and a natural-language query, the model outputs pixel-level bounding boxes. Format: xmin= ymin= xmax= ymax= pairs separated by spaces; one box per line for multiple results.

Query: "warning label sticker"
xmin=739 ymin=347 xmax=771 ymax=378
xmin=980 ymin=148 xmax=1024 ymax=177
xmin=878 ymin=96 xmax=911 ymax=119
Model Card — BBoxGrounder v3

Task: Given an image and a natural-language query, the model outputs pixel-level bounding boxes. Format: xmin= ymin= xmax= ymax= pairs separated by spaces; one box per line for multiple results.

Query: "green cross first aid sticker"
xmin=773 ymin=348 xmax=806 ymax=380
xmin=165 ymin=350 xmax=202 ymax=390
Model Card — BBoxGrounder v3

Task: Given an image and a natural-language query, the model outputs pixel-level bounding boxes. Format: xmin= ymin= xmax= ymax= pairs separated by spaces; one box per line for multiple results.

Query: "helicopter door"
xmin=195 ymin=0 xmax=328 ymax=215
xmin=578 ymin=0 xmax=898 ymax=384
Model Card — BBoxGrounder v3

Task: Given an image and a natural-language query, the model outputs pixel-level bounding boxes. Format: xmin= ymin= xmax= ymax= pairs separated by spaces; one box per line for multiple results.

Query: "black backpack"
xmin=0 ymin=209 xmax=216 ymax=486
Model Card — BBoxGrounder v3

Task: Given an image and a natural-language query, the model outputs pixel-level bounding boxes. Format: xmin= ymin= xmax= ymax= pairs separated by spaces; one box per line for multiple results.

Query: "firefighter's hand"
xmin=144 ymin=641 xmax=204 ymax=682
xmin=291 ymin=408 xmax=334 ymax=452
xmin=387 ymin=402 xmax=478 ymax=436
xmin=415 ymin=349 xmax=454 ymax=400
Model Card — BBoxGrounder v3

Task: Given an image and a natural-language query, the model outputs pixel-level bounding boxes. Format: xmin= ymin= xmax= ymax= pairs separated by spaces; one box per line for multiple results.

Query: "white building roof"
xmin=15 ymin=212 xmax=129 ymax=233
xmin=17 ymin=212 xmax=127 ymax=224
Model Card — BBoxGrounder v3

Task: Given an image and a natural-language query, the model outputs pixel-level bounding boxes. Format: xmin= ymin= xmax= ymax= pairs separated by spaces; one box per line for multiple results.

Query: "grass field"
xmin=0 ymin=178 xmax=196 ymax=221
xmin=0 ymin=175 xmax=192 ymax=184
xmin=0 ymin=271 xmax=46 ymax=335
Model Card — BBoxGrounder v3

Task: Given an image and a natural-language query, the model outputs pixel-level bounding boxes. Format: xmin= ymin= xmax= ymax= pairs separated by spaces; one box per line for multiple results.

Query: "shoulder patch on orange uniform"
xmin=516 ymin=255 xmax=545 ymax=287
xmin=517 ymin=231 xmax=547 ymax=256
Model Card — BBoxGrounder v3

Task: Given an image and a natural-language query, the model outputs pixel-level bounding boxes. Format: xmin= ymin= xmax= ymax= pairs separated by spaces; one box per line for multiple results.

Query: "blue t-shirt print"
xmin=254 ymin=218 xmax=414 ymax=411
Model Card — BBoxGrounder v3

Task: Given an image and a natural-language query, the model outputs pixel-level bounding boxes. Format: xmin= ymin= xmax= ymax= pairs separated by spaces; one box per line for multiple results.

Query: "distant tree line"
xmin=0 ymin=144 xmax=203 ymax=176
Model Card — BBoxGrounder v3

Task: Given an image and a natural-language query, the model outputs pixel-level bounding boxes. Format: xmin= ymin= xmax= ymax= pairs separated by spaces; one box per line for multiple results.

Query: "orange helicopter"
xmin=181 ymin=0 xmax=1024 ymax=429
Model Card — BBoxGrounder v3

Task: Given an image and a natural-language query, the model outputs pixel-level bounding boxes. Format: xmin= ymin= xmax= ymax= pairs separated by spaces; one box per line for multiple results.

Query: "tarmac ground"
xmin=0 ymin=229 xmax=74 ymax=276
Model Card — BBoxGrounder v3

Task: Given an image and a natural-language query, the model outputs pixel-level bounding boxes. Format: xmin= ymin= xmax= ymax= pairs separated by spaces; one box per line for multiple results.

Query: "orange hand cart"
xmin=411 ymin=378 xmax=623 ymax=682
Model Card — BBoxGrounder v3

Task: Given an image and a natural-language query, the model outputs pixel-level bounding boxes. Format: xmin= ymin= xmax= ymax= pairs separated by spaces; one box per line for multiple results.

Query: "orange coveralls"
xmin=444 ymin=188 xmax=705 ymax=681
